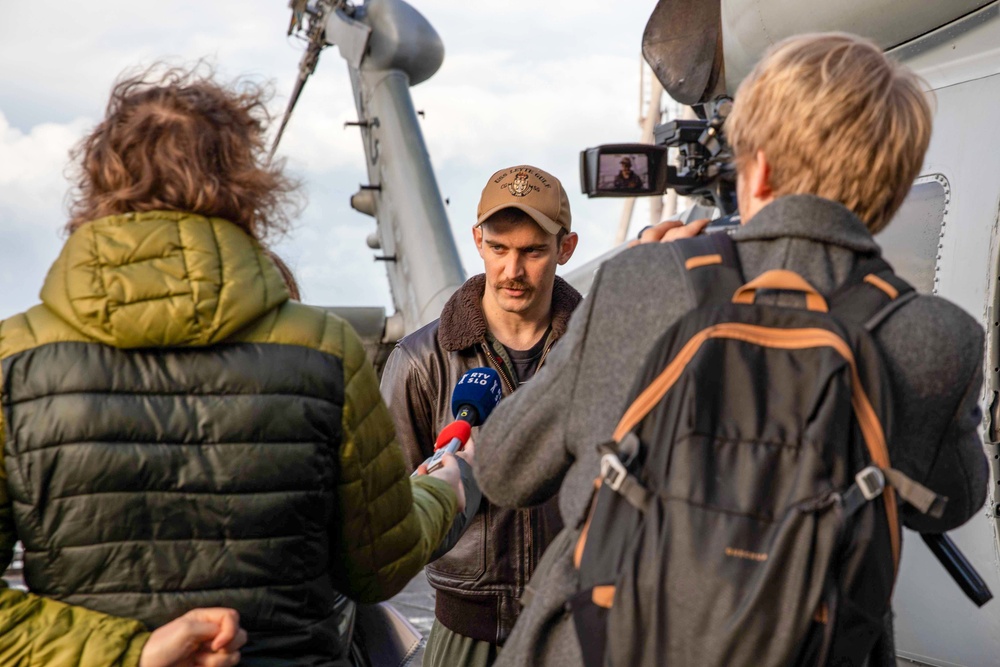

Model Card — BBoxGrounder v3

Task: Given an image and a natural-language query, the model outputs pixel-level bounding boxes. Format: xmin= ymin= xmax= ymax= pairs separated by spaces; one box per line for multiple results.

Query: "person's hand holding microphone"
xmin=415 ymin=367 xmax=503 ymax=518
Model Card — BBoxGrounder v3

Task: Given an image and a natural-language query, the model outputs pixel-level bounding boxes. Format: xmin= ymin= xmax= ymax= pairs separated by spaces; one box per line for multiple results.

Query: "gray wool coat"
xmin=474 ymin=194 xmax=988 ymax=666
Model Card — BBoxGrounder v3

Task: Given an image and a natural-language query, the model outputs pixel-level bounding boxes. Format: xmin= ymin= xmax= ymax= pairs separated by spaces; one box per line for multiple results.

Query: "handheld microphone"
xmin=450 ymin=367 xmax=503 ymax=428
xmin=419 ymin=367 xmax=503 ymax=474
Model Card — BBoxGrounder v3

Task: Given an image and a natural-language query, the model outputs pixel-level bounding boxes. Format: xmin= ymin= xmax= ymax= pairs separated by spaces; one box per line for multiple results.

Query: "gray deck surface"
xmin=1 ymin=558 xmax=925 ymax=666
xmin=385 ymin=573 xmax=920 ymax=667
xmin=388 ymin=571 xmax=435 ymax=666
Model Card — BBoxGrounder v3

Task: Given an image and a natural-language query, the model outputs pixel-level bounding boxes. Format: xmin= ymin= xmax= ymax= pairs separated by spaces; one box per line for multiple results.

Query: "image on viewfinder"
xmin=598 ymin=153 xmax=649 ymax=191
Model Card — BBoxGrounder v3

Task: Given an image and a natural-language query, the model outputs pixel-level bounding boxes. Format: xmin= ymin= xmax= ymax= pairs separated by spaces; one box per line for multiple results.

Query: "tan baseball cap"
xmin=476 ymin=165 xmax=571 ymax=235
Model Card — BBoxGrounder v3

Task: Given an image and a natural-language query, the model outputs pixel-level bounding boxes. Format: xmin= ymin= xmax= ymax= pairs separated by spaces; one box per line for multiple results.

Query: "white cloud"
xmin=0 ymin=112 xmax=94 ymax=314
xmin=0 ymin=0 xmax=663 ymax=320
xmin=0 ymin=114 xmax=87 ymax=203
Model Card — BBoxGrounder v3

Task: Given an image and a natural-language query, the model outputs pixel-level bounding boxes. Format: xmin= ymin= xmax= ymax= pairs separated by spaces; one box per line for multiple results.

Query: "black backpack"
xmin=570 ymin=233 xmax=946 ymax=667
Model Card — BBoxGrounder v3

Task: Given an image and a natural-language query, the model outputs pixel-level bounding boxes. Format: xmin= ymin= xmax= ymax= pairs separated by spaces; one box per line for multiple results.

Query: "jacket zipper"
xmin=536 ymin=339 xmax=555 ymax=371
xmin=482 ymin=343 xmax=516 ymax=395
xmin=482 ymin=337 xmax=557 ymax=590
xmin=485 ymin=337 xmax=556 ymax=394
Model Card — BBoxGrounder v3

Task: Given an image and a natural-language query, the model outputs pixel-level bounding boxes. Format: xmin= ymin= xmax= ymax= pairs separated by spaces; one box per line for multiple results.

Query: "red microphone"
xmin=421 ymin=421 xmax=473 ymax=474
xmin=435 ymin=420 xmax=473 ymax=451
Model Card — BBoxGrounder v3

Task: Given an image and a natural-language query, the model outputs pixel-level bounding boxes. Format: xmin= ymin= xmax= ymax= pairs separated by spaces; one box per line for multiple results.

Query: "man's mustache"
xmin=497 ymin=280 xmax=533 ymax=291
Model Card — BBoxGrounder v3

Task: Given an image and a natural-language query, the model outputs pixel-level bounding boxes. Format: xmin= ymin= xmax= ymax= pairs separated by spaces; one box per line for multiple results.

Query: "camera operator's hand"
xmin=139 ymin=607 xmax=246 ymax=667
xmin=630 ymin=218 xmax=711 ymax=247
xmin=420 ymin=454 xmax=466 ymax=514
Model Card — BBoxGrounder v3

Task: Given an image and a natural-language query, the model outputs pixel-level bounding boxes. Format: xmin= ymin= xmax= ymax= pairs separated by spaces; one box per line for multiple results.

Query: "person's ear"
xmin=473 ymin=226 xmax=485 ymax=259
xmin=557 ymin=232 xmax=579 ymax=265
xmin=750 ymin=150 xmax=773 ymax=200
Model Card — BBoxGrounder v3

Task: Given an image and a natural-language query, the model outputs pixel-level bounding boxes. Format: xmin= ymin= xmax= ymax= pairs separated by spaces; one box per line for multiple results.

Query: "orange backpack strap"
xmin=732 ymin=270 xmax=829 ymax=312
xmin=671 ymin=232 xmax=743 ymax=308
xmin=827 ymin=256 xmax=916 ymax=330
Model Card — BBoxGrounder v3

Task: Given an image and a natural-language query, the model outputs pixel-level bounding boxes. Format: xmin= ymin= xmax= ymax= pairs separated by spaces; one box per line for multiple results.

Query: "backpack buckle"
xmin=600 ymin=453 xmax=628 ymax=492
xmin=856 ymin=466 xmax=886 ymax=501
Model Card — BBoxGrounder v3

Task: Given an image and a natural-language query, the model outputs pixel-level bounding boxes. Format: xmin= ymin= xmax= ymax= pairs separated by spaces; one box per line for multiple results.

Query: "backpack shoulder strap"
xmin=827 ymin=255 xmax=916 ymax=332
xmin=672 ymin=232 xmax=744 ymax=307
xmin=600 ymin=233 xmax=743 ymax=496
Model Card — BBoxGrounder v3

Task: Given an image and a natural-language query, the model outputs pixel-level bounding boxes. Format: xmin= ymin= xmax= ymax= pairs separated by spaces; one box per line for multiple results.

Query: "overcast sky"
xmin=0 ymin=1 xmax=658 ymax=316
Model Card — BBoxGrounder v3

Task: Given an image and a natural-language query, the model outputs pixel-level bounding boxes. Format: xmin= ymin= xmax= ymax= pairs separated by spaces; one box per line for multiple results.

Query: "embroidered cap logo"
xmin=506 ymin=172 xmax=534 ymax=197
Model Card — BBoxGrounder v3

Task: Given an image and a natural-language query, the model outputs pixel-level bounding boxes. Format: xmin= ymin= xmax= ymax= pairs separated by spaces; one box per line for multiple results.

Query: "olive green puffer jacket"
xmin=0 ymin=211 xmax=457 ymax=666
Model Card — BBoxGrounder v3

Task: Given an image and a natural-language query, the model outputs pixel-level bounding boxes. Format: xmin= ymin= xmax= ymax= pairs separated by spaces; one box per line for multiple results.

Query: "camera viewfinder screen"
xmin=598 ymin=153 xmax=649 ymax=191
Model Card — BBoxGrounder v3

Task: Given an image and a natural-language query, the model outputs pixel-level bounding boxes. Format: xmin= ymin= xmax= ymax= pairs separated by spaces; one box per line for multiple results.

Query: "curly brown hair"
xmin=67 ymin=63 xmax=301 ymax=247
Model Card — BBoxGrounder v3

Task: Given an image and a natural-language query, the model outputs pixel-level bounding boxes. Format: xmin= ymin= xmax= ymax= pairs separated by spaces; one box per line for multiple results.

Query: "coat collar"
xmin=730 ymin=195 xmax=881 ymax=254
xmin=437 ymin=274 xmax=582 ymax=352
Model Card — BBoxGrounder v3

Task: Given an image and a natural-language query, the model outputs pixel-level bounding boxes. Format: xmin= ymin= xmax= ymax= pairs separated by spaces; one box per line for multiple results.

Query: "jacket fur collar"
xmin=437 ymin=274 xmax=582 ymax=352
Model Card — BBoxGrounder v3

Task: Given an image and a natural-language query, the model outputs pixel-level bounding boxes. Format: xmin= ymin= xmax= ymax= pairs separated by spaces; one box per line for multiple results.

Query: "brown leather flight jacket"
xmin=380 ymin=274 xmax=581 ymax=644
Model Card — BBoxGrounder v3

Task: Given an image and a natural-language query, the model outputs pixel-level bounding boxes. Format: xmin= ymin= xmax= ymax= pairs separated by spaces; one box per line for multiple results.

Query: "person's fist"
xmin=139 ymin=608 xmax=247 ymax=667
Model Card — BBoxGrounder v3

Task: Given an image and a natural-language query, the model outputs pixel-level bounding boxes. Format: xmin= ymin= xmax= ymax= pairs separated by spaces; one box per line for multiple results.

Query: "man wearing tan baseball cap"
xmin=381 ymin=164 xmax=580 ymax=667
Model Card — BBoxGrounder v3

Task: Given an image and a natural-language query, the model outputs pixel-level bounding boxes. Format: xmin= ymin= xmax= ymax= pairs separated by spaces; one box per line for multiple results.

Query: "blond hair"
xmin=726 ymin=33 xmax=932 ymax=233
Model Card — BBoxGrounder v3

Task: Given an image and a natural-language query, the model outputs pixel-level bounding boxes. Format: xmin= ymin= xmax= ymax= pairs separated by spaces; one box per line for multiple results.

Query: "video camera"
xmin=579 ymin=97 xmax=737 ymax=217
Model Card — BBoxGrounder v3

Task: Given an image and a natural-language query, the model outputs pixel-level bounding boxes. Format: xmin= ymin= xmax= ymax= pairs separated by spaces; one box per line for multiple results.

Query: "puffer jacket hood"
xmin=40 ymin=211 xmax=289 ymax=348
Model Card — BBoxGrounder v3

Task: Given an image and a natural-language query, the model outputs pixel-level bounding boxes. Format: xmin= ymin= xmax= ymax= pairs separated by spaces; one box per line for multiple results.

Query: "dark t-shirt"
xmin=614 ymin=171 xmax=643 ymax=190
xmin=503 ymin=329 xmax=550 ymax=385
